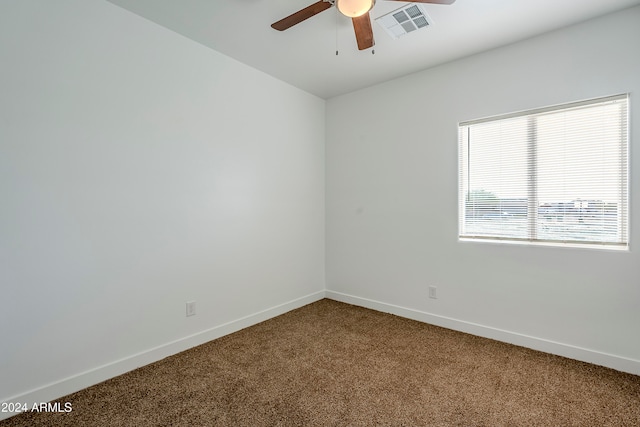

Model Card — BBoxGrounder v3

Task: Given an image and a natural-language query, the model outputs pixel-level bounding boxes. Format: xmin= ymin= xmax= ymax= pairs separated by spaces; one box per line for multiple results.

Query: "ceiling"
xmin=106 ymin=0 xmax=640 ymax=99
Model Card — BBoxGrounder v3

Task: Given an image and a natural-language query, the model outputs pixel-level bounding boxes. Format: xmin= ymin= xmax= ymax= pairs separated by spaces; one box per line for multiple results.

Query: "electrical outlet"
xmin=428 ymin=286 xmax=437 ymax=299
xmin=186 ymin=301 xmax=196 ymax=317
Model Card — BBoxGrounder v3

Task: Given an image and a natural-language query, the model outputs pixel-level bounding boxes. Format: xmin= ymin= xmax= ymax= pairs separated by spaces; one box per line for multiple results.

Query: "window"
xmin=459 ymin=94 xmax=629 ymax=249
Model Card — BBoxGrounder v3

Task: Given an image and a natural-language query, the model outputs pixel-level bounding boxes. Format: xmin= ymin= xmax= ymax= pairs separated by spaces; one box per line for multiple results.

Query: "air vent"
xmin=375 ymin=4 xmax=431 ymax=39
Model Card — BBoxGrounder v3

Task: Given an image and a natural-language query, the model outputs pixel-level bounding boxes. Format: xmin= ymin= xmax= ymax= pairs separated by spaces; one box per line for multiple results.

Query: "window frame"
xmin=458 ymin=94 xmax=629 ymax=251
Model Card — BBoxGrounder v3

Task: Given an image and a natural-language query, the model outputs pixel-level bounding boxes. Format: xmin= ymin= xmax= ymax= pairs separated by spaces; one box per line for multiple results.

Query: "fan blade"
xmin=271 ymin=1 xmax=333 ymax=31
xmin=387 ymin=0 xmax=455 ymax=4
xmin=352 ymin=12 xmax=375 ymax=50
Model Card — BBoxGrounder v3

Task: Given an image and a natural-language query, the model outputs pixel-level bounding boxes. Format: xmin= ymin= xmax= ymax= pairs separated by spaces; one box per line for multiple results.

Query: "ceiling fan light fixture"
xmin=336 ymin=0 xmax=376 ymax=18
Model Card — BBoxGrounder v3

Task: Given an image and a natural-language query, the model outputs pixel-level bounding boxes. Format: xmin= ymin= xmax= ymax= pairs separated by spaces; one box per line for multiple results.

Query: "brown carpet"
xmin=2 ymin=299 xmax=639 ymax=426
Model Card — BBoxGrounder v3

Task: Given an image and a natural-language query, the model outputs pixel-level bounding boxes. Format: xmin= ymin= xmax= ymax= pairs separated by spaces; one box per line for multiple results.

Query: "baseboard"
xmin=325 ymin=290 xmax=640 ymax=376
xmin=0 ymin=290 xmax=325 ymax=421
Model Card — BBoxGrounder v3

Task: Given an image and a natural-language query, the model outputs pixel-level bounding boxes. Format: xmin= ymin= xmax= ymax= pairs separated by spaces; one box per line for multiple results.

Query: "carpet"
xmin=2 ymin=299 xmax=639 ymax=426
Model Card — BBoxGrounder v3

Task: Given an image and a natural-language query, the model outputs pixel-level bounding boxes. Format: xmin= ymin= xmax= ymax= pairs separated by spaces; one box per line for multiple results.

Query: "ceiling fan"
xmin=271 ymin=0 xmax=456 ymax=51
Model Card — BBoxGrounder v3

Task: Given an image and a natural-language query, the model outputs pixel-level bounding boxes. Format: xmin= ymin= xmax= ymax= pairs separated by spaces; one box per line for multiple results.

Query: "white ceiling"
xmin=106 ymin=0 xmax=640 ymax=99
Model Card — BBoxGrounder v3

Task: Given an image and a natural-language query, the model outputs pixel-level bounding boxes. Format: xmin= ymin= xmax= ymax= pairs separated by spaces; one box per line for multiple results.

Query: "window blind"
xmin=459 ymin=94 xmax=628 ymax=248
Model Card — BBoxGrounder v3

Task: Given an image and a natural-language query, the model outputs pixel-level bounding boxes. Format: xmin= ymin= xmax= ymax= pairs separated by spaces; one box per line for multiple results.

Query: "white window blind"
xmin=459 ymin=94 xmax=628 ymax=249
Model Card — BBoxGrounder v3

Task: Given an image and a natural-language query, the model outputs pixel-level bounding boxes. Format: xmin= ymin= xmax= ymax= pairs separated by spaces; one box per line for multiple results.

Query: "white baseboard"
xmin=325 ymin=290 xmax=640 ymax=376
xmin=0 ymin=290 xmax=325 ymax=421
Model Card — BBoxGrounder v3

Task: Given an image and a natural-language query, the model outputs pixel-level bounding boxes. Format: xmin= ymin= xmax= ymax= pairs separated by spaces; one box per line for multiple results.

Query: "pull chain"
xmin=335 ymin=5 xmax=339 ymax=55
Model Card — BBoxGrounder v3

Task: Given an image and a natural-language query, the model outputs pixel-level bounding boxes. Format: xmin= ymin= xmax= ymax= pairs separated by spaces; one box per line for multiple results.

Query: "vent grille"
xmin=376 ymin=4 xmax=431 ymax=39
xmin=406 ymin=5 xmax=421 ymax=19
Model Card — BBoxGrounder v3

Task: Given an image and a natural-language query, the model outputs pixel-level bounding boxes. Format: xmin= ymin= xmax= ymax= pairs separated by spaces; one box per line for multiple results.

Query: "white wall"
xmin=326 ymin=6 xmax=640 ymax=374
xmin=0 ymin=0 xmax=325 ymax=411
